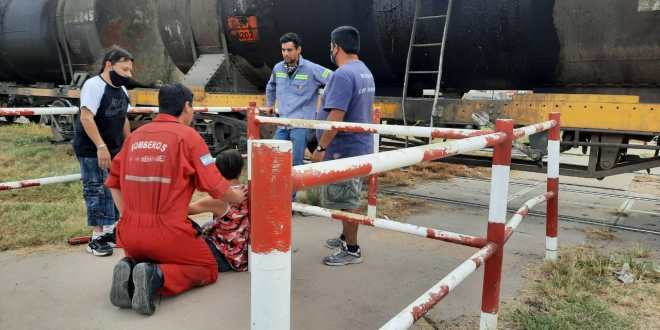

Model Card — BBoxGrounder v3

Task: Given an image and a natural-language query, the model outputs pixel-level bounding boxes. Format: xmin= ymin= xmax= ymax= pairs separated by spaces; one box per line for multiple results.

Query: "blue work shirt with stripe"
xmin=265 ymin=56 xmax=332 ymax=120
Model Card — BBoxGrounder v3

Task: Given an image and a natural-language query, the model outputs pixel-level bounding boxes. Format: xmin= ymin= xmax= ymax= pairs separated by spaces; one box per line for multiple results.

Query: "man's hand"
xmin=222 ymin=185 xmax=248 ymax=205
xmin=97 ymin=146 xmax=111 ymax=170
xmin=311 ymin=150 xmax=325 ymax=163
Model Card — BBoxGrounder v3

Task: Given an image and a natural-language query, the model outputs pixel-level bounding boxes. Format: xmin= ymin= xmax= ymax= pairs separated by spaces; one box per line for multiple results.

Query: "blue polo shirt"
xmin=265 ymin=56 xmax=332 ymax=120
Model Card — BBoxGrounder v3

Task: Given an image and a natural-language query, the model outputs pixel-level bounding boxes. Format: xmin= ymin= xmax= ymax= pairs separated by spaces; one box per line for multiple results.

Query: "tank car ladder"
xmin=400 ymin=0 xmax=454 ymax=135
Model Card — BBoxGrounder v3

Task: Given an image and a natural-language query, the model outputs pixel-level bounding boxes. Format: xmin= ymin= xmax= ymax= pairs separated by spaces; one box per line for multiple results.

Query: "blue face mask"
xmin=329 ymin=47 xmax=338 ymax=67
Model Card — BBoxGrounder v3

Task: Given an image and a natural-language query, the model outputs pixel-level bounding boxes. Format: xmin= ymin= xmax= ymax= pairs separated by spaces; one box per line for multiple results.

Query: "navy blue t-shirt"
xmin=73 ymin=76 xmax=130 ymax=158
xmin=317 ymin=60 xmax=375 ymax=160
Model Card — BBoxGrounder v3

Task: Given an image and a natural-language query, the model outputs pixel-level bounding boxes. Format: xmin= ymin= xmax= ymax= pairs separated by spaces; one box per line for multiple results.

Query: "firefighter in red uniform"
xmin=105 ymin=84 xmax=246 ymax=315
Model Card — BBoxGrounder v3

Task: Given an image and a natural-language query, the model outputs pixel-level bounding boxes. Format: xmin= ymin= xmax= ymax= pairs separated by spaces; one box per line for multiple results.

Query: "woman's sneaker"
xmin=86 ymin=238 xmax=113 ymax=256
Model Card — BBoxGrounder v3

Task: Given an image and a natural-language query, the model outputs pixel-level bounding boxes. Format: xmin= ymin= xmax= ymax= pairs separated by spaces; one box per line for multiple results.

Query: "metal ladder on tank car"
xmin=400 ymin=0 xmax=454 ymax=139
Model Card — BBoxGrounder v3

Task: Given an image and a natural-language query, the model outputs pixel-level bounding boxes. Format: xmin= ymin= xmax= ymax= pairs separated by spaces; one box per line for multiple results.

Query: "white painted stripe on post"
xmin=547 ymin=140 xmax=560 ymax=178
xmin=479 ymin=312 xmax=498 ymax=330
xmin=368 ymin=205 xmax=377 ymax=218
xmin=488 ymin=165 xmax=510 ymax=224
xmin=250 ymin=251 xmax=291 ymax=330
xmin=546 ymin=236 xmax=559 ymax=260
xmin=546 ymin=236 xmax=558 ymax=251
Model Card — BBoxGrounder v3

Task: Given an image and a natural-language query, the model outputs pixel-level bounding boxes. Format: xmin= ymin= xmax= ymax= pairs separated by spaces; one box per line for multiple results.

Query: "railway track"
xmin=448 ymin=175 xmax=660 ymax=204
xmin=379 ymin=188 xmax=660 ymax=236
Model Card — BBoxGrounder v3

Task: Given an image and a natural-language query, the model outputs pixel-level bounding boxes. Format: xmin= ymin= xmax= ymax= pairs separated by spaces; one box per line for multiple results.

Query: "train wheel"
xmin=3 ymin=115 xmax=18 ymax=123
xmin=48 ymin=99 xmax=76 ymax=142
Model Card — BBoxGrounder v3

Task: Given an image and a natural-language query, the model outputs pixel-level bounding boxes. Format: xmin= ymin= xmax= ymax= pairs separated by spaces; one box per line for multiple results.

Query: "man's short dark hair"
xmin=280 ymin=32 xmax=302 ymax=48
xmin=216 ymin=149 xmax=244 ymax=180
xmin=331 ymin=26 xmax=360 ymax=54
xmin=158 ymin=84 xmax=193 ymax=117
xmin=99 ymin=46 xmax=134 ymax=74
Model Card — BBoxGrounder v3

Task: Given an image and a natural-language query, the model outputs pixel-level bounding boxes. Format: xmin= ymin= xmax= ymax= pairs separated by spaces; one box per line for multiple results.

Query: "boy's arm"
xmin=188 ymin=196 xmax=230 ymax=216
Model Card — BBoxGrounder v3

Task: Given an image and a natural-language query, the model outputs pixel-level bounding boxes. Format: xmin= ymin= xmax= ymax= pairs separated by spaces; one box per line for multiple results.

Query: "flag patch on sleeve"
xmin=200 ymin=153 xmax=214 ymax=167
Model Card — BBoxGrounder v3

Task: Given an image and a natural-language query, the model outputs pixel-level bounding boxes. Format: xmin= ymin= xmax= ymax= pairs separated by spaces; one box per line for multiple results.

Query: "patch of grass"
xmin=583 ymin=227 xmax=619 ymax=241
xmin=372 ymin=194 xmax=427 ymax=220
xmin=511 ymin=295 xmax=628 ymax=330
xmin=0 ymin=124 xmax=79 ymax=181
xmin=0 ymin=124 xmax=87 ymax=251
xmin=0 ymin=183 xmax=88 ymax=251
xmin=379 ymin=162 xmax=489 ymax=187
xmin=502 ymin=245 xmax=660 ymax=330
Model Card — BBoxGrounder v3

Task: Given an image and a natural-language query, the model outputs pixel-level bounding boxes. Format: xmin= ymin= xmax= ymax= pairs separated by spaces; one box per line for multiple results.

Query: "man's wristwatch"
xmin=316 ymin=145 xmax=326 ymax=152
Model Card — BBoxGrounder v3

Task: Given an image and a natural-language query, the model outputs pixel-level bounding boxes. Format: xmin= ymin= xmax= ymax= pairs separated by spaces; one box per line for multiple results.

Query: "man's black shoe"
xmin=110 ymin=257 xmax=136 ymax=308
xmin=131 ymin=263 xmax=164 ymax=315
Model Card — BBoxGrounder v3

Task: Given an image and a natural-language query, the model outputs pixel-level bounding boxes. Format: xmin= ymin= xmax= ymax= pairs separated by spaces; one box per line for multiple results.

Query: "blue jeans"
xmin=273 ymin=127 xmax=308 ymax=200
xmin=79 ymin=157 xmax=119 ymax=227
xmin=273 ymin=127 xmax=308 ymax=166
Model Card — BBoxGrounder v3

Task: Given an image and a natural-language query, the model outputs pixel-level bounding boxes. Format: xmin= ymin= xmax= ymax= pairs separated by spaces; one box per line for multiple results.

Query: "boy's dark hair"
xmin=280 ymin=32 xmax=302 ymax=48
xmin=158 ymin=83 xmax=193 ymax=117
xmin=331 ymin=26 xmax=360 ymax=54
xmin=216 ymin=149 xmax=244 ymax=180
xmin=99 ymin=46 xmax=134 ymax=74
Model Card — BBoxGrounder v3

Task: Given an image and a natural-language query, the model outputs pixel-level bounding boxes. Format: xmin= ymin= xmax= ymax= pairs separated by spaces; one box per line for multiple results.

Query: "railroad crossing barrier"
xmin=1 ymin=101 xmax=561 ymax=329
xmin=0 ymin=174 xmax=81 ymax=191
xmin=247 ymin=104 xmax=560 ymax=330
xmin=0 ymin=106 xmax=275 ymax=117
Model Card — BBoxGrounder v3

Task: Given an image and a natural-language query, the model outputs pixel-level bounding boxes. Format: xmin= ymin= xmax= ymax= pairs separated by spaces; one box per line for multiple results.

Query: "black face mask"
xmin=109 ymin=70 xmax=131 ymax=87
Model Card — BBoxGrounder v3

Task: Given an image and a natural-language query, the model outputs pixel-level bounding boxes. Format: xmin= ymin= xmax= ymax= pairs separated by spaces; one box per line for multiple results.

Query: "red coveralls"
xmin=106 ymin=114 xmax=229 ymax=296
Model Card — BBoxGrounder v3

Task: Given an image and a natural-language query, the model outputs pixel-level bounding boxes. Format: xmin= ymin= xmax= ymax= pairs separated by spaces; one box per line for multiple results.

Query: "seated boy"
xmin=188 ymin=149 xmax=249 ymax=272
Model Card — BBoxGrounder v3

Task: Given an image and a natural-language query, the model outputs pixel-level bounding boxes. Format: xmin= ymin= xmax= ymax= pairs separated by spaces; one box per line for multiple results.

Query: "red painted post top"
xmin=250 ymin=141 xmax=292 ymax=253
xmin=492 ymin=119 xmax=514 ymax=166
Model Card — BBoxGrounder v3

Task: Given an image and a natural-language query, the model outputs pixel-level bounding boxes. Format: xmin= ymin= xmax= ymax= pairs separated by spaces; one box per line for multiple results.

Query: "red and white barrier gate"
xmin=0 ymin=106 xmax=274 ymax=117
xmin=247 ymin=105 xmax=561 ymax=330
xmin=0 ymin=174 xmax=81 ymax=191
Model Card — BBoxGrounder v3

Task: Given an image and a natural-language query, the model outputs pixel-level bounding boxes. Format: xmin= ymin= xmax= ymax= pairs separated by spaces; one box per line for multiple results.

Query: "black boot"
xmin=131 ymin=263 xmax=164 ymax=315
xmin=110 ymin=257 xmax=136 ymax=308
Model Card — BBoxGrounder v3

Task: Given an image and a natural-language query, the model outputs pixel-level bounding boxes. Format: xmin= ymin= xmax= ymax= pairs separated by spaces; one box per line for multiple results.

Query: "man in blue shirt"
xmin=266 ymin=32 xmax=332 ymax=181
xmin=312 ymin=26 xmax=375 ymax=266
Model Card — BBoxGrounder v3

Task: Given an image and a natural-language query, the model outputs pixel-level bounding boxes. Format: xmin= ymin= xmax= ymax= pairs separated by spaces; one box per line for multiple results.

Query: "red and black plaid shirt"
xmin=202 ymin=200 xmax=249 ymax=272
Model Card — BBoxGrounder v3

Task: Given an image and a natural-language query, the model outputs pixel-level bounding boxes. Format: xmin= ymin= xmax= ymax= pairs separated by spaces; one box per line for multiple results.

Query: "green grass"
xmin=0 ymin=123 xmax=88 ymax=251
xmin=510 ymin=295 xmax=628 ymax=330
xmin=503 ymin=245 xmax=660 ymax=330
